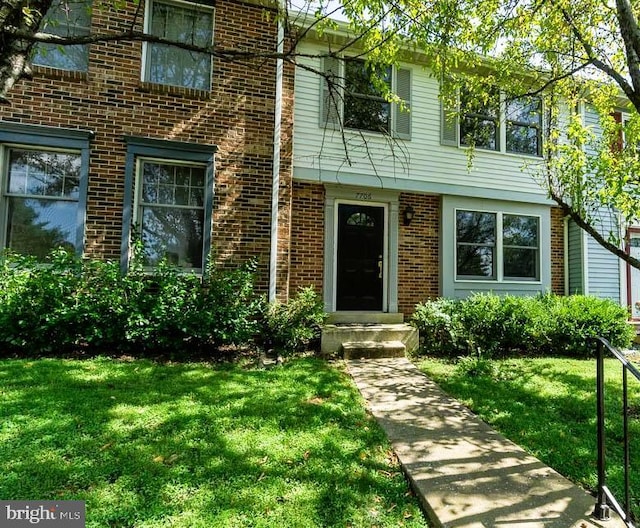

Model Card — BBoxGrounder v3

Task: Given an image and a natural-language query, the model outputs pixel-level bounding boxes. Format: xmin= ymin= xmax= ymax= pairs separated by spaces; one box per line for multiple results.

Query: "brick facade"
xmin=550 ymin=206 xmax=565 ymax=295
xmin=398 ymin=193 xmax=440 ymax=315
xmin=289 ymin=181 xmax=324 ymax=295
xmin=1 ymin=0 xmax=289 ymax=291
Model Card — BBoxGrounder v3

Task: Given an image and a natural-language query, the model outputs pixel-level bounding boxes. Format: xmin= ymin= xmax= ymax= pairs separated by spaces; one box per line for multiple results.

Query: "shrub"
xmin=258 ymin=287 xmax=326 ymax=356
xmin=412 ymin=293 xmax=634 ymax=358
xmin=410 ymin=298 xmax=463 ymax=356
xmin=0 ymin=249 xmax=263 ymax=356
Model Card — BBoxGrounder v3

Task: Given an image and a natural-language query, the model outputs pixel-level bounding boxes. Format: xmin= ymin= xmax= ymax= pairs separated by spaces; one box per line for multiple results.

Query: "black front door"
xmin=336 ymin=204 xmax=385 ymax=311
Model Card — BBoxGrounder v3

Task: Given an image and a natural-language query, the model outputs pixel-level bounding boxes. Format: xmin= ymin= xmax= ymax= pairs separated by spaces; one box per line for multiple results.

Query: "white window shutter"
xmin=320 ymin=56 xmax=341 ymax=128
xmin=393 ymin=67 xmax=411 ymax=139
xmin=440 ymin=82 xmax=459 ymax=146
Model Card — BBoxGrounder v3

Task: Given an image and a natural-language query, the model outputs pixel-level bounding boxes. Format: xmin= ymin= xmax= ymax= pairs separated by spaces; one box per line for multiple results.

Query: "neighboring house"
xmin=289 ymin=28 xmax=565 ymax=316
xmin=0 ymin=0 xmax=294 ymax=294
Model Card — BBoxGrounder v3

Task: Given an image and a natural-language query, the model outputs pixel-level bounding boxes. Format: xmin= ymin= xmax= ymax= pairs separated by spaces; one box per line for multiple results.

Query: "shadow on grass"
xmin=419 ymin=357 xmax=640 ymax=519
xmin=0 ymin=358 xmax=426 ymax=527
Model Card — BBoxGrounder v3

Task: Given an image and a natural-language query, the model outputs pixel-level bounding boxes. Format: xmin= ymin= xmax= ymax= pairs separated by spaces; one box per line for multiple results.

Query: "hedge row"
xmin=0 ymin=249 xmax=325 ymax=357
xmin=411 ymin=293 xmax=635 ymax=358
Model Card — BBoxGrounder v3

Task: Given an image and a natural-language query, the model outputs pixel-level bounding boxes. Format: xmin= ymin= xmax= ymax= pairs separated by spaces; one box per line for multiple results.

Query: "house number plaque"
xmin=355 ymin=192 xmax=372 ymax=200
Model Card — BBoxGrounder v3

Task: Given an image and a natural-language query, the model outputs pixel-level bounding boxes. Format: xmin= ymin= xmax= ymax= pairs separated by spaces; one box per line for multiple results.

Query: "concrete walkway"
xmin=347 ymin=357 xmax=626 ymax=528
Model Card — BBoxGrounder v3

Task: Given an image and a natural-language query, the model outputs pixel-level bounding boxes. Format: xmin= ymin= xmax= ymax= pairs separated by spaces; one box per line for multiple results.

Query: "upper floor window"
xmin=455 ymin=209 xmax=539 ymax=281
xmin=32 ymin=0 xmax=91 ymax=71
xmin=460 ymin=90 xmax=499 ymax=151
xmin=344 ymin=60 xmax=392 ymax=133
xmin=441 ymin=85 xmax=543 ymax=157
xmin=321 ymin=57 xmax=411 ymax=139
xmin=143 ymin=0 xmax=214 ymax=91
xmin=505 ymin=97 xmax=542 ymax=156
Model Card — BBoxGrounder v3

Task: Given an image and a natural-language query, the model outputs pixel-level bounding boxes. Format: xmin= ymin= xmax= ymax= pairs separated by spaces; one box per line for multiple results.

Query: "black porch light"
xmin=403 ymin=205 xmax=415 ymax=226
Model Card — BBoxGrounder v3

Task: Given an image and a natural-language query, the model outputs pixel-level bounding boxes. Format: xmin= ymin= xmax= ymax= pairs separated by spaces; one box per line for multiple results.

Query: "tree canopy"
xmin=4 ymin=0 xmax=640 ymax=266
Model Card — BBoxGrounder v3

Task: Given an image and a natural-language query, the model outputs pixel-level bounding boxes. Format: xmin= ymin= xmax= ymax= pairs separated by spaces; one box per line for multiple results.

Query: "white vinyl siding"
xmin=294 ymin=42 xmax=548 ymax=201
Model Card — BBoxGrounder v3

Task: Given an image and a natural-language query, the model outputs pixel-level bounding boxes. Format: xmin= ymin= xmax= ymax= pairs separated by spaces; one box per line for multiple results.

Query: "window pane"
xmin=141 ymin=206 xmax=204 ymax=269
xmin=456 ymin=210 xmax=496 ymax=244
xmin=344 ymin=60 xmax=391 ymax=132
xmin=506 ymin=97 xmax=541 ymax=155
xmin=344 ymin=97 xmax=391 ymax=132
xmin=460 ymin=90 xmax=499 ymax=150
xmin=32 ymin=0 xmax=91 ymax=71
xmin=460 ymin=117 xmax=498 ymax=150
xmin=147 ymin=0 xmax=213 ymax=90
xmin=141 ymin=162 xmax=205 ymax=206
xmin=7 ymin=198 xmax=78 ymax=258
xmin=456 ymin=245 xmax=495 ymax=278
xmin=506 ymin=123 xmax=539 ymax=155
xmin=504 ymin=248 xmax=538 ymax=279
xmin=8 ymin=149 xmax=81 ymax=198
xmin=506 ymin=97 xmax=541 ymax=125
xmin=503 ymin=215 xmax=538 ymax=247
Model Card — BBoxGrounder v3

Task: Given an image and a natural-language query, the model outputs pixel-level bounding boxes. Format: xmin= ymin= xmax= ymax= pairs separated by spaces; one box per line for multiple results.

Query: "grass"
xmin=417 ymin=356 xmax=640 ymax=518
xmin=0 ymin=357 xmax=428 ymax=528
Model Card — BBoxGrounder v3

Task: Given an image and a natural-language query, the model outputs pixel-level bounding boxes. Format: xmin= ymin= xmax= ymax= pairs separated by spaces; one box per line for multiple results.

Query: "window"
xmin=122 ymin=136 xmax=215 ymax=273
xmin=506 ymin=97 xmax=542 ymax=155
xmin=32 ymin=0 xmax=91 ymax=71
xmin=321 ymin=57 xmax=411 ymax=138
xmin=344 ymin=60 xmax=392 ymax=133
xmin=0 ymin=123 xmax=91 ymax=259
xmin=144 ymin=0 xmax=214 ymax=90
xmin=456 ymin=210 xmax=539 ymax=281
xmin=460 ymin=90 xmax=500 ymax=151
xmin=4 ymin=149 xmax=81 ymax=258
xmin=502 ymin=214 xmax=539 ymax=279
xmin=456 ymin=210 xmax=496 ymax=279
xmin=441 ymin=85 xmax=543 ymax=157
xmin=137 ymin=160 xmax=205 ymax=269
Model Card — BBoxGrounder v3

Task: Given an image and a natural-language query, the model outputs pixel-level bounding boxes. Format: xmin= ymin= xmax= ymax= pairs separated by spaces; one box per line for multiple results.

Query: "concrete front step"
xmin=342 ymin=340 xmax=406 ymax=359
xmin=326 ymin=312 xmax=404 ymax=324
xmin=321 ymin=323 xmax=418 ymax=357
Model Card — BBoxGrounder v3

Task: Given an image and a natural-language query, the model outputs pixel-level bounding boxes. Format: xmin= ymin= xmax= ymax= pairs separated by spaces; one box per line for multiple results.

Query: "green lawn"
xmin=0 ymin=357 xmax=428 ymax=528
xmin=417 ymin=356 xmax=640 ymax=517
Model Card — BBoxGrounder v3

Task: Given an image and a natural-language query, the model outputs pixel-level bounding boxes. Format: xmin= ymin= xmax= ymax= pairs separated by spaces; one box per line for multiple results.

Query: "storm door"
xmin=336 ymin=204 xmax=385 ymax=310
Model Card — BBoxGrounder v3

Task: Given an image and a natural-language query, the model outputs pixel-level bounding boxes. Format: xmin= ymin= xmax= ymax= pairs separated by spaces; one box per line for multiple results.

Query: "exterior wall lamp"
xmin=403 ymin=205 xmax=415 ymax=226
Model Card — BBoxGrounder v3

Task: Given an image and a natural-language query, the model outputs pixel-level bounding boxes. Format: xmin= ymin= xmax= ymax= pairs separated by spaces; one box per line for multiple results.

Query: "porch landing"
xmin=321 ymin=312 xmax=418 ymax=358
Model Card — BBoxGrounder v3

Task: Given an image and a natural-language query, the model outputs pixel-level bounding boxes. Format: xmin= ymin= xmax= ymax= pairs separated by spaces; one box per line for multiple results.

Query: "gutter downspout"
xmin=269 ymin=7 xmax=285 ymax=303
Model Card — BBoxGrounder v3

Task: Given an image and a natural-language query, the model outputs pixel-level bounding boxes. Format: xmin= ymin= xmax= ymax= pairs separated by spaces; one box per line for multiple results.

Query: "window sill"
xmin=138 ymin=81 xmax=211 ymax=100
xmin=32 ymin=66 xmax=88 ymax=82
xmin=454 ymin=278 xmax=542 ymax=284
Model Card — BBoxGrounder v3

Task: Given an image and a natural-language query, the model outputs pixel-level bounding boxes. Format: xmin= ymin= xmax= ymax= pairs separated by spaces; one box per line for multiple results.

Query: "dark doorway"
xmin=336 ymin=204 xmax=385 ymax=311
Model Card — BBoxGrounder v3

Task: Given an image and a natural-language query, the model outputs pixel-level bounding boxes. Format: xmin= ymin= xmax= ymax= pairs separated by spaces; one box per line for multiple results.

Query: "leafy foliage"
xmin=258 ymin=287 xmax=327 ymax=356
xmin=411 ymin=293 xmax=634 ymax=358
xmin=0 ymin=250 xmax=260 ymax=356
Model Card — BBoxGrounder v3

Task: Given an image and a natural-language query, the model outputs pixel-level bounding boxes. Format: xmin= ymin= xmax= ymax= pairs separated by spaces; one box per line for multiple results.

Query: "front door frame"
xmin=324 ymin=184 xmax=400 ymax=313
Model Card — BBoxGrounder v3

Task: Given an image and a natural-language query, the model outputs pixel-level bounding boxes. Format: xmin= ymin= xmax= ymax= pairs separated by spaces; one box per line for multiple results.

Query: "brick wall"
xmin=1 ymin=0 xmax=283 ymax=291
xmin=289 ymin=181 xmax=324 ymax=295
xmin=398 ymin=193 xmax=440 ymax=315
xmin=550 ymin=206 xmax=565 ymax=295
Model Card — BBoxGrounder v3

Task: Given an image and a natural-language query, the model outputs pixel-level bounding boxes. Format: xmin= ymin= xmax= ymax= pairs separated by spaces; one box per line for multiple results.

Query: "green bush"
xmin=258 ymin=287 xmax=326 ymax=356
xmin=0 ymin=249 xmax=262 ymax=356
xmin=410 ymin=298 xmax=462 ymax=356
xmin=411 ymin=292 xmax=634 ymax=358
